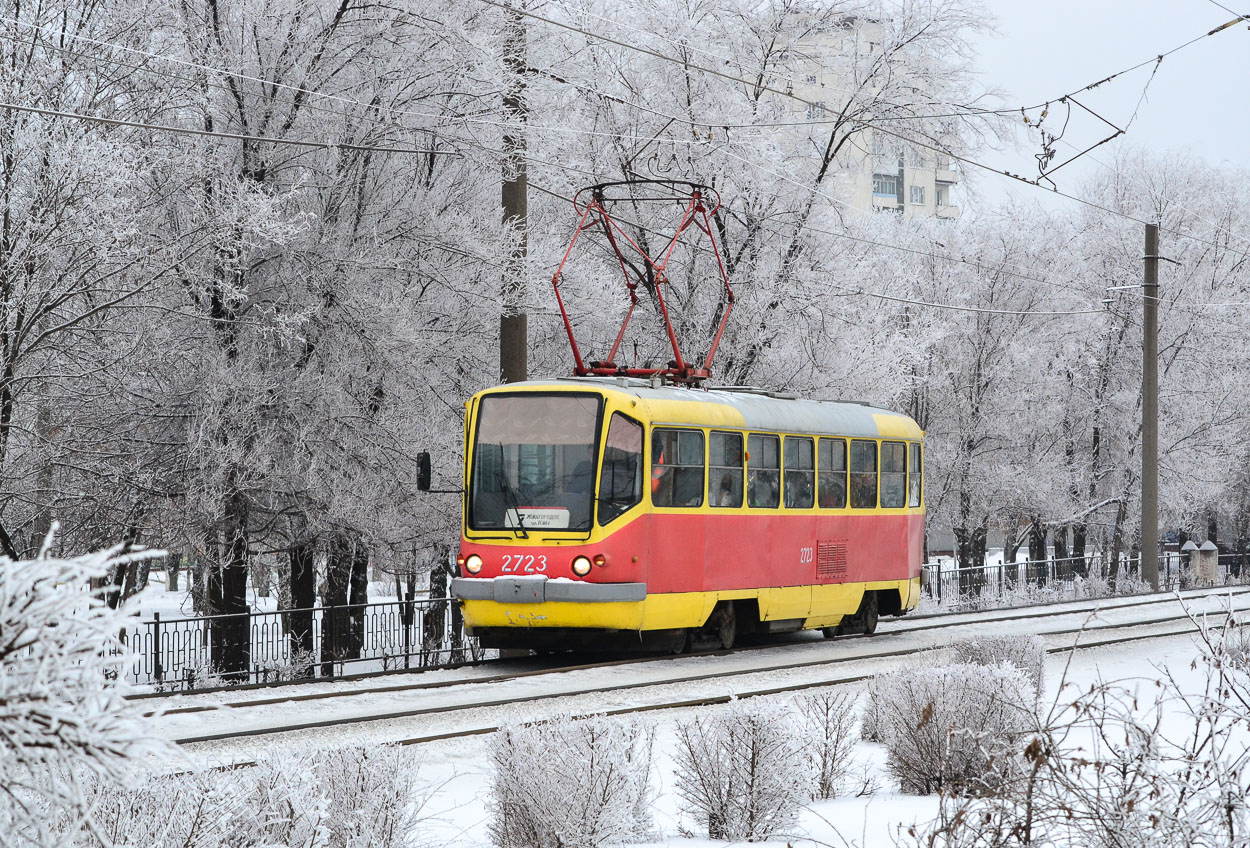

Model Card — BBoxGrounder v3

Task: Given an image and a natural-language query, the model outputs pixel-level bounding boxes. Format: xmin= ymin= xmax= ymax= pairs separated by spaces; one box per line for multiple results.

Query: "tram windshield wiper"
xmin=494 ymin=471 xmax=530 ymax=539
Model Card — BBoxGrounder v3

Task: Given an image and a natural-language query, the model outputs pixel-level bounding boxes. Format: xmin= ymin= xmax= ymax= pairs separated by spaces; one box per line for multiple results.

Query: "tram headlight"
xmin=592 ymin=554 xmax=606 ymax=567
xmin=464 ymin=554 xmax=483 ymax=575
xmin=571 ymin=555 xmax=593 ymax=576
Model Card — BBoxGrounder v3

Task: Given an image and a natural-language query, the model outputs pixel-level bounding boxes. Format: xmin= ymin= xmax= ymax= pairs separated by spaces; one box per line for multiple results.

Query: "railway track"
xmin=141 ymin=584 xmax=1250 ymax=716
xmin=163 ymin=586 xmax=1247 ymax=758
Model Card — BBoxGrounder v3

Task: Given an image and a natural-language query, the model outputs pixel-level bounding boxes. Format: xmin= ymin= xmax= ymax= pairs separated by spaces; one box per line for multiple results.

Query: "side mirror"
xmin=417 ymin=452 xmax=432 ymax=492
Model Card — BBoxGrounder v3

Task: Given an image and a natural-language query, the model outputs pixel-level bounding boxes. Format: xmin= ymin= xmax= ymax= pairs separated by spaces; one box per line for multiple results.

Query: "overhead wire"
xmin=4 ymin=6 xmax=1245 ymax=317
xmin=1202 ymin=0 xmax=1249 ymax=21
xmin=0 ymin=100 xmax=454 ymax=155
xmin=538 ymin=0 xmax=1012 ymax=120
xmin=529 ymin=179 xmax=1111 ymax=318
xmin=470 ymin=0 xmax=1247 ymax=253
xmin=0 ymin=16 xmax=730 ymax=149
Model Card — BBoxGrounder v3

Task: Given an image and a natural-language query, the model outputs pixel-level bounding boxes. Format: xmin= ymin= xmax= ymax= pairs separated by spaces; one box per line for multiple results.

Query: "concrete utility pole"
xmin=500 ymin=2 xmax=528 ymax=384
xmin=1142 ymin=223 xmax=1160 ymax=591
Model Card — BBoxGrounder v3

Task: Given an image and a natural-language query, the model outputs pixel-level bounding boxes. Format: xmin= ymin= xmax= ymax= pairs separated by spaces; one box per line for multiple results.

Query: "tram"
xmin=451 ymin=378 xmax=923 ymax=651
xmin=446 ymin=180 xmax=923 ymax=651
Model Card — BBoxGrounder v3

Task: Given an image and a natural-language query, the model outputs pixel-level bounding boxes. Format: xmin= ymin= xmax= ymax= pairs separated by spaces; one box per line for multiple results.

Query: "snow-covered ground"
xmin=410 ymin=632 xmax=1219 ymax=848
xmin=153 ymin=590 xmax=1247 ymax=847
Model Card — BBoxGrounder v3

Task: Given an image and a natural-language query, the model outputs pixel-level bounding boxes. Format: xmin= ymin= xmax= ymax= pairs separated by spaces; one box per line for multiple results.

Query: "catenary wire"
xmin=528 ymin=180 xmax=1111 ymax=319
xmin=471 ymin=0 xmax=1246 ymax=252
xmin=0 ymin=100 xmax=454 ymax=155
xmin=5 ymin=9 xmax=1244 ymax=316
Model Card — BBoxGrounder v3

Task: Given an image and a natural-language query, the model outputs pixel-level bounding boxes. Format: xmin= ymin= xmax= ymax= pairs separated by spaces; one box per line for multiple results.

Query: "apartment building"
xmin=783 ymin=18 xmax=960 ymax=220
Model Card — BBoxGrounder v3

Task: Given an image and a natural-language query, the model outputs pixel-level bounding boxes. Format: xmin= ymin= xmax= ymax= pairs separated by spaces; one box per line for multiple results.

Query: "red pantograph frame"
xmin=550 ymin=180 xmax=735 ymax=385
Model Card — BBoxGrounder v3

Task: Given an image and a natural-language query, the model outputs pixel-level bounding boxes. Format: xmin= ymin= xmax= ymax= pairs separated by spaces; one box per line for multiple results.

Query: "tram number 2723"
xmin=501 ymin=554 xmax=548 ymax=573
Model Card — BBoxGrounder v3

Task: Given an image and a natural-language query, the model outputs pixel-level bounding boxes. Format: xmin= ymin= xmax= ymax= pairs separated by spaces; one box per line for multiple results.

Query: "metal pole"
xmin=1142 ymin=223 xmax=1160 ymax=591
xmin=500 ymin=1 xmax=528 ymax=385
xmin=152 ymin=612 xmax=163 ymax=683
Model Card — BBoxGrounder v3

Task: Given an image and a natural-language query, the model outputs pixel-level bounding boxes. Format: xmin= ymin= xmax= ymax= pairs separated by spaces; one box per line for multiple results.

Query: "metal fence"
xmin=921 ymin=552 xmax=1250 ymax=609
xmin=121 ymin=597 xmax=486 ymax=690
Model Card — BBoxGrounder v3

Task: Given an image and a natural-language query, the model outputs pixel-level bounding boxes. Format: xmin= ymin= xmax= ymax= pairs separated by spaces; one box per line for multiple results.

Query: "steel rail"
xmin=151 ymin=585 xmax=1249 ymax=717
xmin=171 ymin=598 xmax=1245 ymax=747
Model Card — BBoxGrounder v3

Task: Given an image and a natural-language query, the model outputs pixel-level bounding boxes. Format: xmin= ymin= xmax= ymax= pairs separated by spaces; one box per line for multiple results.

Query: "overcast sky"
xmin=962 ymin=0 xmax=1248 ymax=210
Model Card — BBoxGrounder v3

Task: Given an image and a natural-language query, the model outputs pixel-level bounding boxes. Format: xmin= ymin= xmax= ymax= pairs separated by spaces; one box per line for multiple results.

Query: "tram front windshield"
xmin=469 ymin=393 xmax=601 ymax=532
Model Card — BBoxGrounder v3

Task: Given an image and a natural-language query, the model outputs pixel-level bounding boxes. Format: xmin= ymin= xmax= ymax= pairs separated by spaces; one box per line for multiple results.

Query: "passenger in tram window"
xmin=785 ymin=474 xmax=812 ymax=508
xmin=748 ymin=469 xmax=779 ymax=508
xmin=851 ymin=474 xmax=877 ymax=508
xmin=673 ymin=467 xmax=703 ymax=506
xmin=715 ymin=472 xmax=736 ymax=506
xmin=819 ymin=476 xmax=845 ymax=508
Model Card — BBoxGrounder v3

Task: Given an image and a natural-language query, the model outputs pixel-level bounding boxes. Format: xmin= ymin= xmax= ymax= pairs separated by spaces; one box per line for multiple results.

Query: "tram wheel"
xmin=836 ymin=591 xmax=880 ymax=636
xmin=715 ymin=602 xmax=737 ymax=650
xmin=861 ymin=591 xmax=879 ymax=635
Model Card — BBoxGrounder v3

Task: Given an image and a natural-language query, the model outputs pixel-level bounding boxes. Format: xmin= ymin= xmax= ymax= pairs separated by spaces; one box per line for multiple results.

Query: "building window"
xmin=872 ymin=174 xmax=897 ymax=197
xmin=935 ymin=182 xmax=951 ymax=207
xmin=806 ymin=100 xmax=826 ymax=121
xmin=909 ymin=185 xmax=925 ymax=205
xmin=907 ymin=146 xmax=926 ymax=168
xmin=935 ymin=153 xmax=951 ymax=170
xmin=805 ymin=74 xmax=818 ymax=84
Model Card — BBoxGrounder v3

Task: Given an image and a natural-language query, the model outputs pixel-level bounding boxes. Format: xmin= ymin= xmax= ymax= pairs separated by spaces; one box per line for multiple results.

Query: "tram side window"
xmin=652 ymin=428 xmax=705 ymax=507
xmin=784 ymin=437 xmax=815 ymax=508
xmin=880 ymin=441 xmax=907 ymax=508
xmin=747 ymin=434 xmax=780 ymax=508
xmin=849 ymin=439 xmax=878 ymax=508
xmin=598 ymin=414 xmax=643 ymax=524
xmin=710 ymin=431 xmax=744 ymax=508
xmin=818 ymin=438 xmax=847 ymax=508
xmin=909 ymin=442 xmax=923 ymax=507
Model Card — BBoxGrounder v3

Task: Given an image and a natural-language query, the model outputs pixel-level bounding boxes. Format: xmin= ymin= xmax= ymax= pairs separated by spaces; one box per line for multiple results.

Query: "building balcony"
xmin=935 ymin=203 xmax=959 ymax=219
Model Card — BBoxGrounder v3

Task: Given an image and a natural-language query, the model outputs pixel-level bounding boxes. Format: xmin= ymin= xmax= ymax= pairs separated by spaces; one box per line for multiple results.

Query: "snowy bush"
xmin=950 ymin=634 xmax=1046 ymax=699
xmin=796 ymin=690 xmax=858 ymax=799
xmin=255 ymin=648 xmax=317 ymax=684
xmin=907 ymin=604 xmax=1250 ymax=847
xmin=0 ymin=540 xmax=167 ymax=847
xmin=860 ymin=650 xmax=946 ymax=743
xmin=490 ymin=715 xmax=654 ymax=848
xmin=869 ymin=663 xmax=1035 ymax=796
xmin=71 ymin=744 xmax=422 ymax=847
xmin=673 ymin=699 xmax=808 ymax=841
xmin=73 ymin=768 xmax=247 ymax=847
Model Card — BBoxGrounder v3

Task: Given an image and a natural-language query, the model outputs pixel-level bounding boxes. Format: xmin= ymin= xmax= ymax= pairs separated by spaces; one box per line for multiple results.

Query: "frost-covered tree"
xmin=0 ymin=541 xmax=163 ymax=847
xmin=489 ymin=716 xmax=654 ymax=848
xmin=673 ymin=699 xmax=808 ymax=841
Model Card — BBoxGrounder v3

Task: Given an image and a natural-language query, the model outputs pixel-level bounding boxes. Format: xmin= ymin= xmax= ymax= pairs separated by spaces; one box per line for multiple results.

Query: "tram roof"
xmin=476 ymin=378 xmax=923 ymax=441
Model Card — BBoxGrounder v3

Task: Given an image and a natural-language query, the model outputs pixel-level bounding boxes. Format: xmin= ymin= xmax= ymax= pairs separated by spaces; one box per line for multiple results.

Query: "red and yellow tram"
xmin=451 ymin=378 xmax=924 ymax=652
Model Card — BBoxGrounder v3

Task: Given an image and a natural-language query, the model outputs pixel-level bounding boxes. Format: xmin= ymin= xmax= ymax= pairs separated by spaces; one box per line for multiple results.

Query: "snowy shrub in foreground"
xmin=950 ymin=634 xmax=1046 ymax=699
xmin=489 ymin=715 xmax=654 ymax=848
xmin=796 ymin=690 xmax=858 ymax=799
xmin=673 ymin=699 xmax=807 ymax=841
xmin=907 ymin=601 xmax=1250 ymax=847
xmin=870 ymin=663 xmax=1035 ymax=796
xmin=860 ymin=650 xmax=946 ymax=743
xmin=74 ymin=744 xmax=422 ymax=847
xmin=0 ymin=540 xmax=166 ymax=847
